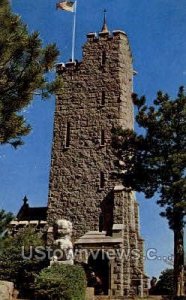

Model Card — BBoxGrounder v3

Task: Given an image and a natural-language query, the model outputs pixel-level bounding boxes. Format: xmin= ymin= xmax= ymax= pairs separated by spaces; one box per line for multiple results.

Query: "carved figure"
xmin=51 ymin=219 xmax=74 ymax=266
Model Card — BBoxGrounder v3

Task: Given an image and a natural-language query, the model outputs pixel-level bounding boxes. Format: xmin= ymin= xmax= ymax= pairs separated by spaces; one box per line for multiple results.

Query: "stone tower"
xmin=47 ymin=21 xmax=148 ymax=297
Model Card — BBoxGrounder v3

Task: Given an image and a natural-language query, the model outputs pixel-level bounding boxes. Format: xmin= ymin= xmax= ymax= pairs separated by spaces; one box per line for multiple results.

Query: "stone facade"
xmin=47 ymin=29 xmax=133 ymax=237
xmin=47 ymin=27 xmax=148 ymax=297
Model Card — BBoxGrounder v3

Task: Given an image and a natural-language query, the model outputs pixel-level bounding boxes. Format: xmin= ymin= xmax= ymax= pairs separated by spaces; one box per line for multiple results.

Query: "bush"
xmin=0 ymin=209 xmax=14 ymax=236
xmin=150 ymin=268 xmax=174 ymax=296
xmin=0 ymin=227 xmax=48 ymax=298
xmin=35 ymin=264 xmax=87 ymax=300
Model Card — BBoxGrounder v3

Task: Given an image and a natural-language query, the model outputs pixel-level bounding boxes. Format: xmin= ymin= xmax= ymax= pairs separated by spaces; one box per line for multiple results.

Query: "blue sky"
xmin=1 ymin=0 xmax=186 ymax=278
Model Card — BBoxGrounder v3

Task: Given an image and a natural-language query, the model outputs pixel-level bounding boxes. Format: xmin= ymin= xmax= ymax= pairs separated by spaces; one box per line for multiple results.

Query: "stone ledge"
xmin=75 ymin=231 xmax=123 ymax=245
xmin=114 ymin=185 xmax=125 ymax=192
xmin=113 ymin=30 xmax=127 ymax=36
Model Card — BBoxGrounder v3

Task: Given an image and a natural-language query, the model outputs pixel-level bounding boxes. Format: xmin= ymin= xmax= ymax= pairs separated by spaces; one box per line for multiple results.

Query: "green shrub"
xmin=0 ymin=227 xmax=48 ymax=298
xmin=35 ymin=264 xmax=87 ymax=300
xmin=0 ymin=209 xmax=14 ymax=236
xmin=152 ymin=268 xmax=174 ymax=295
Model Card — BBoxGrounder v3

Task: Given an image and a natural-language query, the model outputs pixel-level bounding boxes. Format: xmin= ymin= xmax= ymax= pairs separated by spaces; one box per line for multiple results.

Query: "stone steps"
xmin=94 ymin=297 xmax=135 ymax=300
xmin=94 ymin=297 xmax=163 ymax=300
xmin=94 ymin=296 xmax=133 ymax=299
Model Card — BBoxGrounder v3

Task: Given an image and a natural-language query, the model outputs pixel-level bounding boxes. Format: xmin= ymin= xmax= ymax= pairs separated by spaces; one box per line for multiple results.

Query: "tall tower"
xmin=47 ymin=21 xmax=148 ymax=297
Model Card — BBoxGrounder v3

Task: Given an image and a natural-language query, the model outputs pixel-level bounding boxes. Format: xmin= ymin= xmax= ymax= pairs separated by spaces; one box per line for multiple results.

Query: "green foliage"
xmin=0 ymin=227 xmax=48 ymax=298
xmin=35 ymin=264 xmax=87 ymax=300
xmin=0 ymin=209 xmax=14 ymax=236
xmin=150 ymin=269 xmax=174 ymax=295
xmin=0 ymin=0 xmax=62 ymax=148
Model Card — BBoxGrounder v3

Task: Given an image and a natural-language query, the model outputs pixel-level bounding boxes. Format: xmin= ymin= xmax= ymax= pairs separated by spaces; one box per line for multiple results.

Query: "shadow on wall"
xmin=99 ymin=190 xmax=114 ymax=236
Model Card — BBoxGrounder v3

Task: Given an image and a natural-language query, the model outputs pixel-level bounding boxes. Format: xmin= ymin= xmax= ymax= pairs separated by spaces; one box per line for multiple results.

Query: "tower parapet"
xmin=56 ymin=28 xmax=134 ymax=129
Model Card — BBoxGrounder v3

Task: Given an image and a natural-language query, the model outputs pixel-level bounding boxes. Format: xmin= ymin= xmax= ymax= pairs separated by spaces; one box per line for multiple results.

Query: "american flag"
xmin=56 ymin=1 xmax=75 ymax=12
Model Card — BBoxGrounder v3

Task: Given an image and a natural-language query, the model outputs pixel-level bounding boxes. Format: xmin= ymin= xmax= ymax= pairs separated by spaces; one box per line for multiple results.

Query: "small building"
xmin=9 ymin=196 xmax=47 ymax=235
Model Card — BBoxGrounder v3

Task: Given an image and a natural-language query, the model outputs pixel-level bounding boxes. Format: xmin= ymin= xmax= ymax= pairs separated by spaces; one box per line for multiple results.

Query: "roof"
xmin=17 ymin=196 xmax=47 ymax=221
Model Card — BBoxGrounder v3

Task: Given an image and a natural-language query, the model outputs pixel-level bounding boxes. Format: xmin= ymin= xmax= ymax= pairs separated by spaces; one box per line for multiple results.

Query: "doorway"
xmin=88 ymin=250 xmax=110 ymax=295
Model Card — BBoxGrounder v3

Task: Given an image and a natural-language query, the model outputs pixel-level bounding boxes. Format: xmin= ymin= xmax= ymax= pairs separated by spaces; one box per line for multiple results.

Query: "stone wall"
xmin=47 ymin=29 xmax=147 ymax=296
xmin=47 ymin=30 xmax=133 ymax=240
xmin=0 ymin=281 xmax=15 ymax=300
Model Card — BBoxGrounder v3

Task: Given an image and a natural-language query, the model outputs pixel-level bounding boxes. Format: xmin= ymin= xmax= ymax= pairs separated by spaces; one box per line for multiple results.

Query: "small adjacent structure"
xmin=9 ymin=196 xmax=47 ymax=235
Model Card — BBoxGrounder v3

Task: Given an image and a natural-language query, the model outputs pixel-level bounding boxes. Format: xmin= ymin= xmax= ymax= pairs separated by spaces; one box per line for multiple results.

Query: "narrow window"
xmin=65 ymin=122 xmax=70 ymax=148
xmin=100 ymin=171 xmax=105 ymax=189
xmin=101 ymin=50 xmax=106 ymax=66
xmin=117 ymin=92 xmax=121 ymax=103
xmin=101 ymin=91 xmax=106 ymax=106
xmin=99 ymin=213 xmax=104 ymax=232
xmin=100 ymin=129 xmax=105 ymax=146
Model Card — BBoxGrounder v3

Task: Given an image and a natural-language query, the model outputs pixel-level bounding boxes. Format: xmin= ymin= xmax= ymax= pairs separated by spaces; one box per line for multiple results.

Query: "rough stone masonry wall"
xmin=47 ymin=30 xmax=134 ymax=242
xmin=47 ymin=29 xmax=147 ymax=296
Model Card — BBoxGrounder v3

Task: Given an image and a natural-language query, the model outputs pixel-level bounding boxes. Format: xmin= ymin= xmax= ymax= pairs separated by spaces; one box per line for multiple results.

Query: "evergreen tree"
xmin=0 ymin=209 xmax=14 ymax=236
xmin=112 ymin=87 xmax=186 ymax=297
xmin=156 ymin=269 xmax=174 ymax=295
xmin=0 ymin=0 xmax=61 ymax=148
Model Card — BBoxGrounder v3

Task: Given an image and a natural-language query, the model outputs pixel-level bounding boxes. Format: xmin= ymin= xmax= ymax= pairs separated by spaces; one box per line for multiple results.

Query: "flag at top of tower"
xmin=56 ymin=1 xmax=76 ymax=12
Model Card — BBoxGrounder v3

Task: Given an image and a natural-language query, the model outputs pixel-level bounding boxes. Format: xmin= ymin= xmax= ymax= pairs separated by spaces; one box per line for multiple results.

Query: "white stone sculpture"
xmin=50 ymin=219 xmax=74 ymax=266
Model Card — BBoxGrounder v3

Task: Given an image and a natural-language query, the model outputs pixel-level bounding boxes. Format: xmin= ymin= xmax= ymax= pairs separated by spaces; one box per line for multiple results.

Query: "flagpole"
xmin=72 ymin=1 xmax=77 ymax=62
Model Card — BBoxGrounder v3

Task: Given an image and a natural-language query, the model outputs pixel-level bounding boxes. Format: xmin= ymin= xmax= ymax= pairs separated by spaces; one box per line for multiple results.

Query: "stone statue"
xmin=50 ymin=219 xmax=74 ymax=266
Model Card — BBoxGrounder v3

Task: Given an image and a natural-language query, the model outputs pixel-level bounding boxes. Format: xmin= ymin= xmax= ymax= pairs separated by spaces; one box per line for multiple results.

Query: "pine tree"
xmin=0 ymin=209 xmax=14 ymax=236
xmin=156 ymin=269 xmax=174 ymax=295
xmin=112 ymin=87 xmax=186 ymax=298
xmin=0 ymin=0 xmax=61 ymax=148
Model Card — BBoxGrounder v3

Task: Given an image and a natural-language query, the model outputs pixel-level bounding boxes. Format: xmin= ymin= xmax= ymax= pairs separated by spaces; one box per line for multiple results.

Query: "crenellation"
xmin=98 ymin=31 xmax=111 ymax=38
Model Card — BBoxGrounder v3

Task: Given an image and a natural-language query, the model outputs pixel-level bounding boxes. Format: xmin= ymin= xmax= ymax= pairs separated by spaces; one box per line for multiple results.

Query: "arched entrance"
xmin=88 ymin=250 xmax=110 ymax=295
